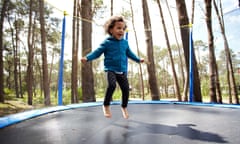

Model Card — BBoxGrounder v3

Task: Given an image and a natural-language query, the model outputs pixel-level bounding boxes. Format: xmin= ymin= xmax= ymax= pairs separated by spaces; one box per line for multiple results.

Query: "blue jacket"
xmin=86 ymin=36 xmax=140 ymax=73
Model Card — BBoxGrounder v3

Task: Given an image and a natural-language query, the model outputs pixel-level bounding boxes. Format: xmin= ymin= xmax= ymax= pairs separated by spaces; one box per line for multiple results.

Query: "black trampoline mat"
xmin=0 ymin=103 xmax=239 ymax=144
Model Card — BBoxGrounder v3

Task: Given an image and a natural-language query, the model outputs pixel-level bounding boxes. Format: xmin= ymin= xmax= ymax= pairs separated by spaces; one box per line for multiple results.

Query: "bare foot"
xmin=102 ymin=105 xmax=112 ymax=118
xmin=121 ymin=107 xmax=129 ymax=119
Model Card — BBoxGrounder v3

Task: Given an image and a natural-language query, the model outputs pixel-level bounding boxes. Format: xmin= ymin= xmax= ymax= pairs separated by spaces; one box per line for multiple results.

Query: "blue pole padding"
xmin=189 ymin=25 xmax=194 ymax=102
xmin=125 ymin=29 xmax=128 ymax=40
xmin=125 ymin=30 xmax=129 ymax=74
xmin=58 ymin=13 xmax=66 ymax=105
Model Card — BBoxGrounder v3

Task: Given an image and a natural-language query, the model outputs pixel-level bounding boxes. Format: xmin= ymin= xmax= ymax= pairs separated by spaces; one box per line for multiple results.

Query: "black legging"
xmin=103 ymin=71 xmax=129 ymax=108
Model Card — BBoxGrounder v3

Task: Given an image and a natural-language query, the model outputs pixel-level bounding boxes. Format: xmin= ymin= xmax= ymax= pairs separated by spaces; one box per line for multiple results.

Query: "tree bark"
xmin=129 ymin=0 xmax=145 ymax=100
xmin=156 ymin=0 xmax=181 ymax=101
xmin=39 ymin=0 xmax=51 ymax=105
xmin=71 ymin=0 xmax=79 ymax=103
xmin=205 ymin=0 xmax=217 ymax=103
xmin=0 ymin=0 xmax=9 ymax=103
xmin=110 ymin=0 xmax=113 ymax=16
xmin=213 ymin=0 xmax=239 ymax=104
xmin=81 ymin=0 xmax=96 ymax=102
xmin=7 ymin=14 xmax=19 ymax=99
xmin=175 ymin=0 xmax=202 ymax=102
xmin=14 ymin=22 xmax=20 ymax=98
xmin=27 ymin=0 xmax=34 ymax=105
xmin=142 ymin=0 xmax=160 ymax=100
xmin=166 ymin=0 xmax=185 ymax=90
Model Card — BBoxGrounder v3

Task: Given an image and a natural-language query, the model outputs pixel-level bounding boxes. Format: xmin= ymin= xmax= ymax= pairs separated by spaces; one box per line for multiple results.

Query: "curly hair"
xmin=104 ymin=15 xmax=127 ymax=35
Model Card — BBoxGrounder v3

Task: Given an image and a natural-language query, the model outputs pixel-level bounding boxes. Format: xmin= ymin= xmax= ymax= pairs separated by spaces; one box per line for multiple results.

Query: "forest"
xmin=0 ymin=0 xmax=239 ymax=116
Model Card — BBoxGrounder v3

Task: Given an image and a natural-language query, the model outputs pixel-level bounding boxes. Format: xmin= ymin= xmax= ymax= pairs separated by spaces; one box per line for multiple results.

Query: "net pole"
xmin=58 ymin=11 xmax=67 ymax=105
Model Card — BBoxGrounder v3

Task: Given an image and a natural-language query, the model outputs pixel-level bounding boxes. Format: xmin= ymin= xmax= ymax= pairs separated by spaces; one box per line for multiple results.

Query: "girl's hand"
xmin=81 ymin=57 xmax=88 ymax=63
xmin=140 ymin=58 xmax=144 ymax=63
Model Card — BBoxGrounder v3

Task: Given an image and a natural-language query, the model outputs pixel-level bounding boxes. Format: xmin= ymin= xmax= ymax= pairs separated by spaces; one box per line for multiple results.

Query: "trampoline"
xmin=0 ymin=101 xmax=240 ymax=144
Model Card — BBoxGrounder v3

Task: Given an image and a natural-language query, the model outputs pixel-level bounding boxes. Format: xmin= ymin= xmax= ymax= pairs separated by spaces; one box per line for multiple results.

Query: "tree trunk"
xmin=156 ymin=0 xmax=181 ymax=101
xmin=39 ymin=0 xmax=51 ymax=105
xmin=0 ymin=0 xmax=9 ymax=103
xmin=71 ymin=0 xmax=79 ymax=103
xmin=205 ymin=0 xmax=217 ymax=103
xmin=110 ymin=0 xmax=113 ymax=16
xmin=212 ymin=0 xmax=223 ymax=103
xmin=81 ymin=0 xmax=96 ymax=102
xmin=6 ymin=14 xmax=19 ymax=99
xmin=226 ymin=61 xmax=232 ymax=103
xmin=14 ymin=24 xmax=20 ymax=98
xmin=27 ymin=0 xmax=34 ymax=105
xmin=142 ymin=0 xmax=160 ymax=100
xmin=129 ymin=0 xmax=145 ymax=100
xmin=213 ymin=0 xmax=239 ymax=104
xmin=18 ymin=52 xmax=23 ymax=98
xmin=15 ymin=21 xmax=23 ymax=98
xmin=165 ymin=0 xmax=185 ymax=90
xmin=175 ymin=0 xmax=202 ymax=102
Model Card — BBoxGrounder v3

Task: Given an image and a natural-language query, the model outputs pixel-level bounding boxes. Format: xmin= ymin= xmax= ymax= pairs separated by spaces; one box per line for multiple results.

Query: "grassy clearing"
xmin=0 ymin=100 xmax=34 ymax=117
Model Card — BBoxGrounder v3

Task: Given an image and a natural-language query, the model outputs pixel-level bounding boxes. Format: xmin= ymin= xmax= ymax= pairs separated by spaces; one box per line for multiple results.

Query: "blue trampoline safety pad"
xmin=0 ymin=101 xmax=102 ymax=129
xmin=0 ymin=100 xmax=240 ymax=129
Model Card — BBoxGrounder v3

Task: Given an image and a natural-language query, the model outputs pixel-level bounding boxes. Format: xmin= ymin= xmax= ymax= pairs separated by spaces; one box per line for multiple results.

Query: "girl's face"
xmin=110 ymin=21 xmax=126 ymax=40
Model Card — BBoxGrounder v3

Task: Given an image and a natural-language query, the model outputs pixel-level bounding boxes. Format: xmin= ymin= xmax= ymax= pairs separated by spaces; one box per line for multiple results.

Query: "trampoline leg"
xmin=102 ymin=105 xmax=112 ymax=118
xmin=121 ymin=107 xmax=129 ymax=119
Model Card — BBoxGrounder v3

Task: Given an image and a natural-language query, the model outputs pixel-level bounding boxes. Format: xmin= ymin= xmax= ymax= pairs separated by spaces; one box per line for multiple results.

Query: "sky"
xmin=45 ymin=0 xmax=240 ymax=59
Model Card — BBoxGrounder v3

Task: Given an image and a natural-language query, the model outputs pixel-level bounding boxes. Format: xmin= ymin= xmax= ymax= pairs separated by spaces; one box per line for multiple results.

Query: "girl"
xmin=81 ymin=16 xmax=144 ymax=119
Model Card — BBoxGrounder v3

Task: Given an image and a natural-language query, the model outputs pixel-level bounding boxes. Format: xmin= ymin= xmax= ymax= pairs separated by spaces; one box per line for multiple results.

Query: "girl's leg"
xmin=103 ymin=71 xmax=116 ymax=118
xmin=116 ymin=73 xmax=129 ymax=108
xmin=103 ymin=71 xmax=117 ymax=106
xmin=116 ymin=73 xmax=130 ymax=119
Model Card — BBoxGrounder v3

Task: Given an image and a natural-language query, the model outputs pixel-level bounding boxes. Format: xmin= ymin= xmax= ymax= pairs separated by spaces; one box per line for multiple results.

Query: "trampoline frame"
xmin=1 ymin=100 xmax=240 ymax=129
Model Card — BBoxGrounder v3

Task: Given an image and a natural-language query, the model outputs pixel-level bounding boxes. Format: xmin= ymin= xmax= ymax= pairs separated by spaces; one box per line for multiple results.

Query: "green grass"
xmin=0 ymin=100 xmax=34 ymax=117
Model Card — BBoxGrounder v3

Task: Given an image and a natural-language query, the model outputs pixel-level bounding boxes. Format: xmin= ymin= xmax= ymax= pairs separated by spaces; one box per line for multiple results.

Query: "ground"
xmin=0 ymin=101 xmax=34 ymax=117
